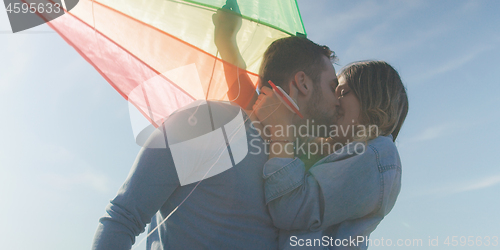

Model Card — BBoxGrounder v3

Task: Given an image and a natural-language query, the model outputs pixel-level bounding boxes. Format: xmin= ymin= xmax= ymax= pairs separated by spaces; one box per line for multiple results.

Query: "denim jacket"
xmin=263 ymin=135 xmax=402 ymax=249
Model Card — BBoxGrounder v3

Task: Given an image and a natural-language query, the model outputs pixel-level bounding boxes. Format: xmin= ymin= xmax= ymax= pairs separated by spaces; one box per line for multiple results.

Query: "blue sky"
xmin=1 ymin=0 xmax=499 ymax=249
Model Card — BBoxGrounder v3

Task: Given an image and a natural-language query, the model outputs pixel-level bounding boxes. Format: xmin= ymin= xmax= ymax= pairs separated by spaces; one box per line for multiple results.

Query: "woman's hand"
xmin=253 ymin=86 xmax=298 ymax=139
xmin=253 ymin=86 xmax=298 ymax=159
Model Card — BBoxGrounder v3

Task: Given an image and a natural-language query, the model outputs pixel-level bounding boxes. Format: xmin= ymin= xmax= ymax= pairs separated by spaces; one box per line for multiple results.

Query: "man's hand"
xmin=212 ymin=9 xmax=242 ymax=50
xmin=212 ymin=8 xmax=246 ymax=69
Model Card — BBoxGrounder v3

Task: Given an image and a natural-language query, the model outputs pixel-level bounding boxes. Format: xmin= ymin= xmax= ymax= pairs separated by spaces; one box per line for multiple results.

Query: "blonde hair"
xmin=339 ymin=61 xmax=409 ymax=142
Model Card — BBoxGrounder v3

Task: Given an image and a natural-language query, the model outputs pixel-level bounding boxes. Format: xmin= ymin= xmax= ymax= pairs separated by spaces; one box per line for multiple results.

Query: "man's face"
xmin=299 ymin=56 xmax=340 ymax=136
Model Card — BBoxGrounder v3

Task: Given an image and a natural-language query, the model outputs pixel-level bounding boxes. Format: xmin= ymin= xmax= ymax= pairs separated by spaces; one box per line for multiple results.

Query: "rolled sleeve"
xmin=263 ymin=157 xmax=306 ymax=204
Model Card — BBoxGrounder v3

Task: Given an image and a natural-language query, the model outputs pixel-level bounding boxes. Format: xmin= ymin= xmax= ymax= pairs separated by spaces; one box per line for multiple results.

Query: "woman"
xmin=253 ymin=60 xmax=409 ymax=249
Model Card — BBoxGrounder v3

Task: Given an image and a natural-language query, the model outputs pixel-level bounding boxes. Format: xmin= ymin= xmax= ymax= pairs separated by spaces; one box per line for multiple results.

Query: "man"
xmin=91 ymin=21 xmax=340 ymax=250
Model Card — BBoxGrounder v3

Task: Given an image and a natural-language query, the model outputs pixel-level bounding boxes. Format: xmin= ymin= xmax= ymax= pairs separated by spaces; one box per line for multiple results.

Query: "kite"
xmin=28 ymin=0 xmax=307 ymax=187
xmin=31 ymin=0 xmax=306 ymax=141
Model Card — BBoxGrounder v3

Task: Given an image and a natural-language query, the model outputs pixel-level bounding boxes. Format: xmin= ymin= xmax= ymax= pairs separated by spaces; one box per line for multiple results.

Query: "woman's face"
xmin=335 ymin=76 xmax=361 ymax=141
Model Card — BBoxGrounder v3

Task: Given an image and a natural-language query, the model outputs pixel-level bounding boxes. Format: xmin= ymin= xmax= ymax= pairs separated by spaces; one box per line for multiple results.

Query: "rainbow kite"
xmin=37 ymin=0 xmax=306 ymax=130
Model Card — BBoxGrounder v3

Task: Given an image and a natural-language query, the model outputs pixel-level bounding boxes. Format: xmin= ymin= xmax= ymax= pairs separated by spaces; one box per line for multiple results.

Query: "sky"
xmin=1 ymin=0 xmax=500 ymax=249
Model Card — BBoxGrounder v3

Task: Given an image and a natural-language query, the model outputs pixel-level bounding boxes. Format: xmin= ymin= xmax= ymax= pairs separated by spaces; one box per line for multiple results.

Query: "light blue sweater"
xmin=91 ymin=101 xmax=279 ymax=250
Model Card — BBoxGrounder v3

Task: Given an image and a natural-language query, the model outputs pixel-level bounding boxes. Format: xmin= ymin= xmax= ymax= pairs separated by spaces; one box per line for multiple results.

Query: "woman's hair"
xmin=339 ymin=61 xmax=409 ymax=141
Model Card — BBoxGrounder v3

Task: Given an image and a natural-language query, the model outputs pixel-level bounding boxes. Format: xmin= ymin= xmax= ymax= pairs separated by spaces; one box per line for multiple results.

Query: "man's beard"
xmin=303 ymin=91 xmax=338 ymax=137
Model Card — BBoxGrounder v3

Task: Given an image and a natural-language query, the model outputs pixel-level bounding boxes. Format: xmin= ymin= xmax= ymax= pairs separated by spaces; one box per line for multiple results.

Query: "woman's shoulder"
xmin=367 ymin=135 xmax=402 ymax=172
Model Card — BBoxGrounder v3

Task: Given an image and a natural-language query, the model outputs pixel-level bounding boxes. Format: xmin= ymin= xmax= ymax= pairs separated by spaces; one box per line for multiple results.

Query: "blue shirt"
xmin=263 ymin=135 xmax=402 ymax=249
xmin=91 ymin=101 xmax=279 ymax=250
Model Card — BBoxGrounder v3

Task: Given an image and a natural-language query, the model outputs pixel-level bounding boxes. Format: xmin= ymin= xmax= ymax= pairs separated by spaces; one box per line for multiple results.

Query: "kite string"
xmin=204 ymin=50 xmax=219 ymax=100
xmin=131 ymin=110 xmax=245 ymax=249
xmin=206 ymin=50 xmax=243 ymax=103
xmin=227 ymin=65 xmax=241 ymax=102
xmin=192 ymin=47 xmax=243 ymax=123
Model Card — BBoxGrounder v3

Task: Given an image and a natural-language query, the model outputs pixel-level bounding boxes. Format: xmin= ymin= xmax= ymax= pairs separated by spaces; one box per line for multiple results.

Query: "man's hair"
xmin=259 ymin=36 xmax=336 ymax=91
xmin=339 ymin=61 xmax=409 ymax=141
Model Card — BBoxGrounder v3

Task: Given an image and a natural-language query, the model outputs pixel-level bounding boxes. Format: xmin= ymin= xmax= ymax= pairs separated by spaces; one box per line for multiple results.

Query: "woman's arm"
xmin=263 ymin=144 xmax=381 ymax=232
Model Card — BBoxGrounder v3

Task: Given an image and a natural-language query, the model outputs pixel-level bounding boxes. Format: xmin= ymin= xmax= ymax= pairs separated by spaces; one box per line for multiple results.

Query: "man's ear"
xmin=292 ymin=71 xmax=312 ymax=96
